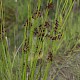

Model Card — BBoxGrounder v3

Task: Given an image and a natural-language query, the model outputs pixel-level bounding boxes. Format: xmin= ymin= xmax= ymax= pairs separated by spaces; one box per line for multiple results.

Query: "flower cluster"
xmin=23 ymin=1 xmax=62 ymax=45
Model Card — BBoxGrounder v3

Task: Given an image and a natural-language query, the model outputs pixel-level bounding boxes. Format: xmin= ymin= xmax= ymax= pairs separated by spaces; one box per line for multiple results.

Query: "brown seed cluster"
xmin=0 ymin=26 xmax=6 ymax=40
xmin=34 ymin=24 xmax=46 ymax=41
xmin=54 ymin=19 xmax=59 ymax=35
xmin=44 ymin=21 xmax=51 ymax=28
xmin=23 ymin=39 xmax=29 ymax=52
xmin=47 ymin=52 xmax=53 ymax=62
xmin=45 ymin=32 xmax=62 ymax=41
xmin=24 ymin=19 xmax=32 ymax=27
xmin=32 ymin=10 xmax=42 ymax=19
xmin=34 ymin=28 xmax=38 ymax=36
xmin=23 ymin=1 xmax=62 ymax=42
xmin=33 ymin=21 xmax=62 ymax=41
xmin=46 ymin=2 xmax=54 ymax=10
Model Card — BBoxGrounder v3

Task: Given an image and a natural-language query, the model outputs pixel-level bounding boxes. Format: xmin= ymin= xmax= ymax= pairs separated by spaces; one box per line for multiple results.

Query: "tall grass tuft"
xmin=0 ymin=0 xmax=80 ymax=80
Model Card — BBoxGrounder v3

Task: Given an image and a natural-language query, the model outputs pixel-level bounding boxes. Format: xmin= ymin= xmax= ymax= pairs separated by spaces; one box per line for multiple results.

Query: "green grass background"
xmin=0 ymin=0 xmax=80 ymax=80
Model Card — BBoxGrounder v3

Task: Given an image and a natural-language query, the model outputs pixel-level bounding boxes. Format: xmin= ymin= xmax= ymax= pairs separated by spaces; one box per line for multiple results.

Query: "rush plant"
xmin=0 ymin=0 xmax=80 ymax=80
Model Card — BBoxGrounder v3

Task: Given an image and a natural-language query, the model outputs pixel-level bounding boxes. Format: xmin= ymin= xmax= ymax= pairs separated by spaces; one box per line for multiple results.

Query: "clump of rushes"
xmin=0 ymin=0 xmax=77 ymax=80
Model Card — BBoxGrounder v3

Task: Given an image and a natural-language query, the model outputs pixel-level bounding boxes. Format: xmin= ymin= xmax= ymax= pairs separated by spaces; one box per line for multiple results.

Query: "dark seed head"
xmin=47 ymin=52 xmax=53 ymax=62
xmin=44 ymin=21 xmax=50 ymax=28
xmin=34 ymin=28 xmax=38 ymax=36
xmin=57 ymin=33 xmax=62 ymax=40
xmin=46 ymin=2 xmax=54 ymax=9
xmin=32 ymin=10 xmax=42 ymax=19
xmin=52 ymin=36 xmax=57 ymax=40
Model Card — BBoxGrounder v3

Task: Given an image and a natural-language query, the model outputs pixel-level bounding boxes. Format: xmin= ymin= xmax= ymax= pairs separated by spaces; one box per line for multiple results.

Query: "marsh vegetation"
xmin=0 ymin=0 xmax=80 ymax=80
